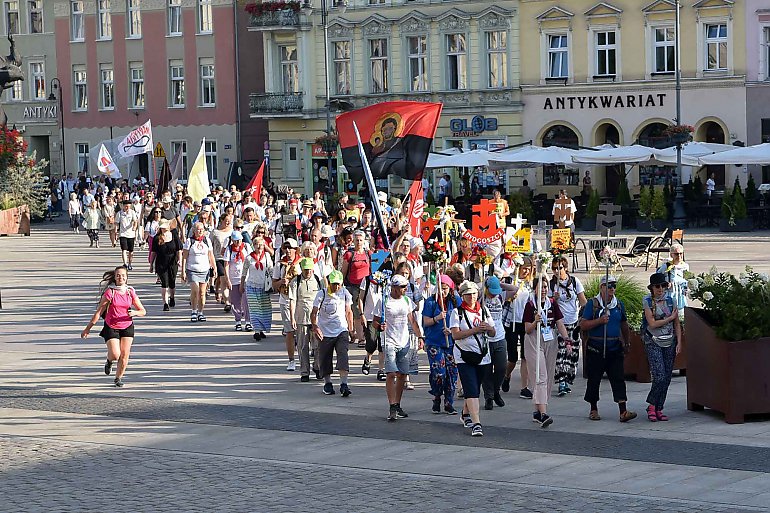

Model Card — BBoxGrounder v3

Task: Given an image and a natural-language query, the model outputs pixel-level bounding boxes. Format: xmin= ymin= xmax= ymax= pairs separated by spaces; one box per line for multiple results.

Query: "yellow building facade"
xmin=518 ymin=0 xmax=747 ymax=197
xmin=248 ymin=0 xmax=523 ymax=197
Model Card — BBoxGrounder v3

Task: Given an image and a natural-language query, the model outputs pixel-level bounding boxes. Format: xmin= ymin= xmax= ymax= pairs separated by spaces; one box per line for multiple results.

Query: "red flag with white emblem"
xmin=404 ymin=179 xmax=424 ymax=238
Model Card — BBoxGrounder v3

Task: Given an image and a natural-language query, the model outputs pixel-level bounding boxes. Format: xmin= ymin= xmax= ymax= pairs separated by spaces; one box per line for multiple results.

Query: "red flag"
xmin=245 ymin=160 xmax=265 ymax=195
xmin=405 ymin=180 xmax=424 ymax=238
xmin=337 ymin=101 xmax=442 ymax=185
xmin=420 ymin=218 xmax=439 ymax=243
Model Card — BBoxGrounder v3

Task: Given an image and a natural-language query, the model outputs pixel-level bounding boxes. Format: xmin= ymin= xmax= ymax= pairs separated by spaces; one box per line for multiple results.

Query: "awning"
xmin=571 ymin=144 xmax=656 ymax=165
xmin=699 ymin=143 xmax=770 ymax=165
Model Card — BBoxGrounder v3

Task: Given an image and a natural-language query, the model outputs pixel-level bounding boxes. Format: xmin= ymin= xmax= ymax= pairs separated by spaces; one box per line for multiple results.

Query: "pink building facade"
xmin=746 ymin=1 xmax=770 ymax=183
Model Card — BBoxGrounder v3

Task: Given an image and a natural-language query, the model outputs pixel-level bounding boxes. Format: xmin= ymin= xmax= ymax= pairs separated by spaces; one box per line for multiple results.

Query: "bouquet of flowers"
xmin=371 ymin=270 xmax=393 ymax=287
xmin=472 ymin=245 xmax=493 ymax=268
xmin=598 ymin=245 xmax=619 ymax=267
xmin=534 ymin=251 xmax=553 ymax=271
xmin=422 ymin=239 xmax=447 ymax=263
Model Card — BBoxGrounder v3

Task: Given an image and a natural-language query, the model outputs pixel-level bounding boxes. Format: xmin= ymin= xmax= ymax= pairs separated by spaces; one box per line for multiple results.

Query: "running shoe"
xmin=163 ymin=303 xmax=170 ymax=312
xmin=493 ymin=393 xmax=505 ymax=407
xmin=361 ymin=357 xmax=371 ymax=375
xmin=104 ymin=359 xmax=112 ymax=376
xmin=323 ymin=382 xmax=335 ymax=395
xmin=387 ymin=404 xmax=398 ymax=421
xmin=395 ymin=404 xmax=408 ymax=418
xmin=300 ymin=375 xmax=310 ymax=382
xmin=287 ymin=360 xmax=296 ymax=371
xmin=557 ymin=382 xmax=568 ymax=397
xmin=197 ymin=313 xmax=207 ymax=322
xmin=404 ymin=381 xmax=415 ymax=391
xmin=539 ymin=413 xmax=554 ymax=428
xmin=484 ymin=398 xmax=494 ymax=411
xmin=471 ymin=423 xmax=484 ymax=437
xmin=376 ymin=369 xmax=386 ymax=381
xmin=127 ymin=264 xmax=133 ymax=271
xmin=520 ymin=387 xmax=533 ymax=399
xmin=432 ymin=398 xmax=442 ymax=414
xmin=444 ymin=404 xmax=458 ymax=415
xmin=224 ymin=304 xmax=232 ymax=313
xmin=114 ymin=378 xmax=124 ymax=388
xmin=501 ymin=377 xmax=511 ymax=393
xmin=461 ymin=413 xmax=473 ymax=428
xmin=340 ymin=383 xmax=351 ymax=397
xmin=169 ymin=297 xmax=176 ymax=308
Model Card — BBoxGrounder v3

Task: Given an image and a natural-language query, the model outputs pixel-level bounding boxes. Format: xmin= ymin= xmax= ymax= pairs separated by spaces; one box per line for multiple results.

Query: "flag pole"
xmin=352 ymin=121 xmax=390 ymax=249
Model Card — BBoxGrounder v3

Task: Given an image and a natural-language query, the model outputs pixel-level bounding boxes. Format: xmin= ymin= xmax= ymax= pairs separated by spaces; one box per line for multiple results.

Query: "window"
xmin=97 ymin=0 xmax=111 ymax=39
xmin=764 ymin=120 xmax=770 ymax=183
xmin=28 ymin=0 xmax=41 ymax=33
xmin=595 ymin=31 xmax=617 ymax=76
xmin=548 ymin=34 xmax=568 ymax=78
xmin=168 ymin=0 xmax=182 ymax=35
xmin=30 ymin=61 xmax=44 ymax=99
xmin=332 ymin=41 xmax=351 ymax=95
xmin=407 ymin=35 xmax=428 ymax=92
xmin=70 ymin=1 xmax=83 ymax=41
xmin=4 ymin=1 xmax=18 ymax=36
xmin=654 ymin=27 xmax=675 ymax=73
xmin=127 ymin=0 xmax=141 ymax=38
xmin=170 ymin=61 xmax=185 ymax=107
xmin=76 ymin=143 xmax=89 ymax=174
xmin=764 ymin=27 xmax=770 ymax=79
xmin=171 ymin=140 xmax=188 ymax=179
xmin=6 ymin=80 xmax=21 ymax=101
xmin=542 ymin=125 xmax=579 ymax=185
xmin=368 ymin=0 xmax=385 ymax=4
xmin=280 ymin=45 xmax=299 ymax=93
xmin=198 ymin=0 xmax=212 ymax=33
xmin=199 ymin=58 xmax=215 ymax=106
xmin=129 ymin=63 xmax=144 ymax=108
xmin=100 ymin=65 xmax=114 ymax=109
xmin=446 ymin=34 xmax=467 ymax=90
xmin=487 ymin=31 xmax=507 ymax=88
xmin=284 ymin=143 xmax=299 ymax=179
xmin=705 ymin=23 xmax=727 ymax=71
xmin=369 ymin=39 xmax=388 ymax=93
xmin=73 ymin=66 xmax=87 ymax=111
xmin=205 ymin=140 xmax=217 ymax=181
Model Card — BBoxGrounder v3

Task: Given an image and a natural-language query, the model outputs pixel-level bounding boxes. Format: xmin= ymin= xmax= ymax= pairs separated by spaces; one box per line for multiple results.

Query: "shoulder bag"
xmin=459 ymin=308 xmax=489 ymax=365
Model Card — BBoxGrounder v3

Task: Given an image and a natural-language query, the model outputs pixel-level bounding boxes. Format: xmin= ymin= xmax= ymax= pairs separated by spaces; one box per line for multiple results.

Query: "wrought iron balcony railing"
xmin=249 ymin=92 xmax=304 ymax=114
xmin=249 ymin=10 xmax=300 ymax=29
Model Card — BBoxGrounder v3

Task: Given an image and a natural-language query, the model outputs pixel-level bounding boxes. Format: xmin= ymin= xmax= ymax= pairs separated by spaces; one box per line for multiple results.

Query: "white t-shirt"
xmin=116 ymin=209 xmax=138 ymax=238
xmin=183 ymin=238 xmax=212 ymax=273
xmin=372 ymin=294 xmax=414 ymax=350
xmin=244 ymin=252 xmax=273 ymax=288
xmin=549 ymin=275 xmax=585 ymax=325
xmin=449 ymin=305 xmax=492 ymax=365
xmin=222 ymin=243 xmax=252 ymax=282
xmin=358 ymin=277 xmax=382 ymax=321
xmin=483 ymin=295 xmax=506 ymax=343
xmin=313 ymin=287 xmax=352 ymax=338
xmin=706 ymin=178 xmax=715 ymax=194
xmin=513 ymin=283 xmax=532 ymax=323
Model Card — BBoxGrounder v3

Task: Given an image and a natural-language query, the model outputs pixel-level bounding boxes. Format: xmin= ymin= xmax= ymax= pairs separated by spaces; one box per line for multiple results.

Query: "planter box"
xmin=719 ymin=218 xmax=753 ymax=232
xmin=0 ymin=205 xmax=30 ymax=236
xmin=623 ymin=329 xmax=686 ymax=383
xmin=580 ymin=217 xmax=596 ymax=231
xmin=636 ymin=217 xmax=667 ymax=232
xmin=685 ymin=307 xmax=770 ymax=424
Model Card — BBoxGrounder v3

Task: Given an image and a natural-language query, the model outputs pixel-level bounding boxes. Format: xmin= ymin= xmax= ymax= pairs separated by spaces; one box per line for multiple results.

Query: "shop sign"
xmin=311 ymin=144 xmax=336 ymax=158
xmin=543 ymin=93 xmax=667 ymax=110
xmin=23 ymin=105 xmax=57 ymax=120
xmin=450 ymin=115 xmax=498 ymax=137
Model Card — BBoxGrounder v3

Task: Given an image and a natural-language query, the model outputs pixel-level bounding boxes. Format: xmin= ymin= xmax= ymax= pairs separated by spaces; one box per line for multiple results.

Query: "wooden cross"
xmin=553 ymin=197 xmax=574 ymax=229
xmin=596 ymin=202 xmax=622 ymax=237
xmin=511 ymin=213 xmax=527 ymax=234
xmin=533 ymin=219 xmax=553 ymax=252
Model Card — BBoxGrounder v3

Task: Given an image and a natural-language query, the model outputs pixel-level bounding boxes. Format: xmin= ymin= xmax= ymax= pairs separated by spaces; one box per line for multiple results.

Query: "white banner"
xmin=96 ymin=144 xmax=122 ymax=179
xmin=117 ymin=120 xmax=153 ymax=158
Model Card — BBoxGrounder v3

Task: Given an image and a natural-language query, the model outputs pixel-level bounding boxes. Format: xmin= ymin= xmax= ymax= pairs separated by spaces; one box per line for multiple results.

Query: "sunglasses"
xmin=652 ymin=284 xmax=667 ymax=289
xmin=605 ymin=283 xmax=617 ymax=289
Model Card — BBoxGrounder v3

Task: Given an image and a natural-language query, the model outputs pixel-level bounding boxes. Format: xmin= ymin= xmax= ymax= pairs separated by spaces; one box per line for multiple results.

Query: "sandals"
xmin=656 ymin=409 xmax=669 ymax=421
xmin=647 ymin=405 xmax=658 ymax=422
xmin=361 ymin=357 xmax=371 ymax=375
xmin=589 ymin=410 xmax=601 ymax=421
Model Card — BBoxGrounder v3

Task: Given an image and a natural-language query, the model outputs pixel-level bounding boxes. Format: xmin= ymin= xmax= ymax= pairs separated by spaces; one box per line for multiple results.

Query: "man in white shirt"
xmin=373 ymin=274 xmax=425 ymax=421
xmin=311 ymin=270 xmax=354 ymax=397
xmin=706 ymin=173 xmax=716 ymax=200
xmin=115 ymin=200 xmax=139 ymax=269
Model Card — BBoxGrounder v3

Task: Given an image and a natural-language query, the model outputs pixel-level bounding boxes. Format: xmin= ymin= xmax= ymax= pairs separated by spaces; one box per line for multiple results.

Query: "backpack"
xmin=344 ymin=249 xmax=370 ymax=285
xmin=294 ymin=273 xmax=323 ymax=296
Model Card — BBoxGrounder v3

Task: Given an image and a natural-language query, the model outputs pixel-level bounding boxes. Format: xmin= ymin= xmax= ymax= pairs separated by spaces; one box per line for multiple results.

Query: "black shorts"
xmin=100 ymin=323 xmax=135 ymax=341
xmin=506 ymin=322 xmax=527 ymax=363
xmin=119 ymin=236 xmax=135 ymax=252
xmin=216 ymin=260 xmax=226 ymax=278
xmin=158 ymin=266 xmax=178 ymax=289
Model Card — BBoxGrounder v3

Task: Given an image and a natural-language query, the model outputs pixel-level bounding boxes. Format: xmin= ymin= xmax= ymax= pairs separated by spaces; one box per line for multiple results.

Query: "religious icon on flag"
xmin=337 ymin=101 xmax=442 ymax=185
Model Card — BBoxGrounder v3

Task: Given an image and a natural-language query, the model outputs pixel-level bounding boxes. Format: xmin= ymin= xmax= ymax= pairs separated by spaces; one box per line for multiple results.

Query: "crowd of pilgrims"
xmin=74 ymin=179 xmax=686 ymax=436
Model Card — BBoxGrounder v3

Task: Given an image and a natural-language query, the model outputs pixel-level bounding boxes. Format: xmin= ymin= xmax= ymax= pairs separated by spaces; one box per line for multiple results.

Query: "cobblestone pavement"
xmin=2 ymin=387 xmax=770 ymax=473
xmin=0 ymin=434 xmax=764 ymax=513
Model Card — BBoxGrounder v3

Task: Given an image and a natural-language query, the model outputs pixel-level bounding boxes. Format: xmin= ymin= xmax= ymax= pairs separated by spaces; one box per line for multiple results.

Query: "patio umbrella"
xmin=424 ymin=149 xmax=497 ymax=168
xmin=698 ymin=143 xmax=770 ymax=165
xmin=651 ymin=142 xmax=735 ymax=167
xmin=571 ymin=144 xmax=656 ymax=165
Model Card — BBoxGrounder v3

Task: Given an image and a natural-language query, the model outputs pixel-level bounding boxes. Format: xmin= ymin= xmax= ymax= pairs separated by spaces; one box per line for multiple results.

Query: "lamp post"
xmin=672 ymin=0 xmax=687 ymax=229
xmin=48 ymin=78 xmax=65 ymax=176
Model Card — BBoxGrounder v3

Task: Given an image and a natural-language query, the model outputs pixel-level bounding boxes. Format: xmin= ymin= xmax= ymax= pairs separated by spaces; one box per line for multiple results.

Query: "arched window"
xmin=638 ymin=122 xmax=675 ymax=186
xmin=541 ymin=124 xmax=579 ymax=186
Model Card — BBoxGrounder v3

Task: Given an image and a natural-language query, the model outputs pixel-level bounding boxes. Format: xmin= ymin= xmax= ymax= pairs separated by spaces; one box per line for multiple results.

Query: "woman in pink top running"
xmin=81 ymin=266 xmax=146 ymax=387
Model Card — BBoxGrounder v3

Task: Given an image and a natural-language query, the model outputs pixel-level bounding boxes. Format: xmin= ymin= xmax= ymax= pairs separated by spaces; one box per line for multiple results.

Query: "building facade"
xmin=52 ymin=0 xmax=241 ymax=184
xmin=2 ymin=1 xmax=58 ymax=177
xmin=745 ymin=0 xmax=770 ymax=184
xmin=519 ymin=0 xmax=747 ymax=198
xmin=247 ymin=0 xmax=522 ymax=197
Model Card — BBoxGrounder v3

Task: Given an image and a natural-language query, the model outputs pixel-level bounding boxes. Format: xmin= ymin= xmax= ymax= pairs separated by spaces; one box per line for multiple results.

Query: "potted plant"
xmin=686 ymin=266 xmax=770 ymax=423
xmin=614 ymin=176 xmax=635 ymax=228
xmin=745 ymin=173 xmax=758 ymax=206
xmin=720 ymin=178 xmax=753 ymax=232
xmin=0 ymin=126 xmax=47 ymax=235
xmin=314 ymin=132 xmax=338 ymax=155
xmin=581 ymin=189 xmax=599 ymax=231
xmin=635 ymin=184 xmax=652 ymax=230
xmin=663 ymin=124 xmax=694 ymax=145
xmin=508 ymin=191 xmax=534 ymax=222
xmin=244 ymin=1 xmax=301 ymax=16
xmin=636 ymin=186 xmax=667 ymax=232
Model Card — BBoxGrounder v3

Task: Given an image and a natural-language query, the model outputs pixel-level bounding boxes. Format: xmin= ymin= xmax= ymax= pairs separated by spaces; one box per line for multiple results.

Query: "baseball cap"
xmin=299 ymin=257 xmax=314 ymax=270
xmin=485 ymin=276 xmax=503 ymax=295
xmin=320 ymin=225 xmax=335 ymax=239
xmin=391 ymin=274 xmax=409 ymax=287
xmin=377 ymin=191 xmax=388 ymax=202
xmin=283 ymin=238 xmax=299 ymax=248
xmin=230 ymin=231 xmax=243 ymax=241
xmin=201 ymin=197 xmax=213 ymax=205
xmin=328 ymin=270 xmax=344 ymax=284
xmin=193 ymin=200 xmax=202 ymax=207
xmin=458 ymin=280 xmax=479 ymax=295
xmin=600 ymin=275 xmax=618 ymax=285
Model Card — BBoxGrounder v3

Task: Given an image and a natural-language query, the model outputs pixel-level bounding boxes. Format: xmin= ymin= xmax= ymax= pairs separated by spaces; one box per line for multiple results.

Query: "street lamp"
xmin=47 ymin=78 xmax=65 ymax=176
xmin=304 ymin=0 xmax=347 ymax=194
xmin=672 ymin=0 xmax=687 ymax=229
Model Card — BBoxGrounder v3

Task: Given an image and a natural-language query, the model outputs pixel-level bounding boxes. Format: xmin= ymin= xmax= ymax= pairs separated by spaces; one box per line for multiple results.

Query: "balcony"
xmin=249 ymin=92 xmax=304 ymax=118
xmin=247 ymin=9 xmax=304 ymax=32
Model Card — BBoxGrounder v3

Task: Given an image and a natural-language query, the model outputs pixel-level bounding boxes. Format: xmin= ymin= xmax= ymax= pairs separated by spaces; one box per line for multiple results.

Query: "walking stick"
xmin=535 ymin=259 xmax=544 ymax=383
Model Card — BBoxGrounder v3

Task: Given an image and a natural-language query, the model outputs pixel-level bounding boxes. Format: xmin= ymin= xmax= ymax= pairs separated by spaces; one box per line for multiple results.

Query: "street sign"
xmin=153 ymin=142 xmax=166 ymax=159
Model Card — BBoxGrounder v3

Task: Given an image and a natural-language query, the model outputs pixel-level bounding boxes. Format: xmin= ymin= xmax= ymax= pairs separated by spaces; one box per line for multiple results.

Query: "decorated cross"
xmin=510 ymin=213 xmax=527 ymax=234
xmin=552 ymin=197 xmax=574 ymax=229
xmin=532 ymin=220 xmax=553 ymax=252
xmin=462 ymin=198 xmax=504 ymax=244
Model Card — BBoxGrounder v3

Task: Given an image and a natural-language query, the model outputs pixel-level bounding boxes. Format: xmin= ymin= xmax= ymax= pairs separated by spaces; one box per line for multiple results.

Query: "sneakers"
xmin=224 ymin=304 xmax=232 ymax=313
xmin=387 ymin=404 xmax=398 ymax=421
xmin=532 ymin=411 xmax=542 ymax=423
xmin=539 ymin=413 xmax=554 ymax=428
xmin=519 ymin=387 xmax=533 ymax=399
xmin=114 ymin=377 xmax=124 ymax=388
xmin=432 ymin=398 xmax=442 ymax=414
xmin=557 ymin=382 xmax=568 ymax=397
xmin=395 ymin=404 xmax=408 ymax=418
xmin=300 ymin=375 xmax=310 ymax=382
xmin=444 ymin=404 xmax=458 ymax=415
xmin=565 ymin=384 xmax=572 ymax=394
xmin=404 ymin=381 xmax=415 ymax=391
xmin=376 ymin=369 xmax=386 ymax=381
xmin=163 ymin=303 xmax=170 ymax=312
xmin=322 ymin=382 xmax=335 ymax=395
xmin=471 ymin=423 xmax=484 ymax=437
xmin=169 ymin=297 xmax=175 ymax=308
xmin=461 ymin=413 xmax=473 ymax=428
xmin=493 ymin=393 xmax=505 ymax=407
xmin=287 ymin=360 xmax=296 ymax=371
xmin=619 ymin=410 xmax=638 ymax=423
xmin=197 ymin=313 xmax=207 ymax=322
xmin=340 ymin=383 xmax=351 ymax=397
xmin=314 ymin=369 xmax=322 ymax=380
xmin=244 ymin=323 xmax=253 ymax=332
xmin=484 ymin=398 xmax=494 ymax=410
xmin=104 ymin=359 xmax=112 ymax=376
xmin=361 ymin=357 xmax=371 ymax=375
xmin=501 ymin=377 xmax=511 ymax=393
xmin=235 ymin=323 xmax=243 ymax=331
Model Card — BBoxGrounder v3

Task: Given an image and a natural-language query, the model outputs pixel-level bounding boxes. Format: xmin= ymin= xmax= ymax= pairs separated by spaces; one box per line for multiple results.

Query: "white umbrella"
xmin=424 ymin=149 xmax=497 ymax=168
xmin=652 ymin=142 xmax=734 ymax=166
xmin=698 ymin=143 xmax=770 ymax=165
xmin=572 ymin=144 xmax=656 ymax=165
xmin=489 ymin=145 xmax=580 ymax=167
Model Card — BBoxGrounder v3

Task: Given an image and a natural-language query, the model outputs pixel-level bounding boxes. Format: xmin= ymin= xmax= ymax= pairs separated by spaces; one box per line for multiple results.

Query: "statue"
xmin=0 ymin=34 xmax=24 ymax=128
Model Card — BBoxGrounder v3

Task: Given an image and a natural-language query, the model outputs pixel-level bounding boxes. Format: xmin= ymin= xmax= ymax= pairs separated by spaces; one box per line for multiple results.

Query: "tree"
xmin=650 ymin=188 xmax=668 ymax=220
xmin=615 ymin=176 xmax=631 ymax=206
xmin=586 ymin=189 xmax=600 ymax=218
xmin=745 ymin=173 xmax=758 ymax=203
xmin=638 ymin=185 xmax=652 ymax=218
